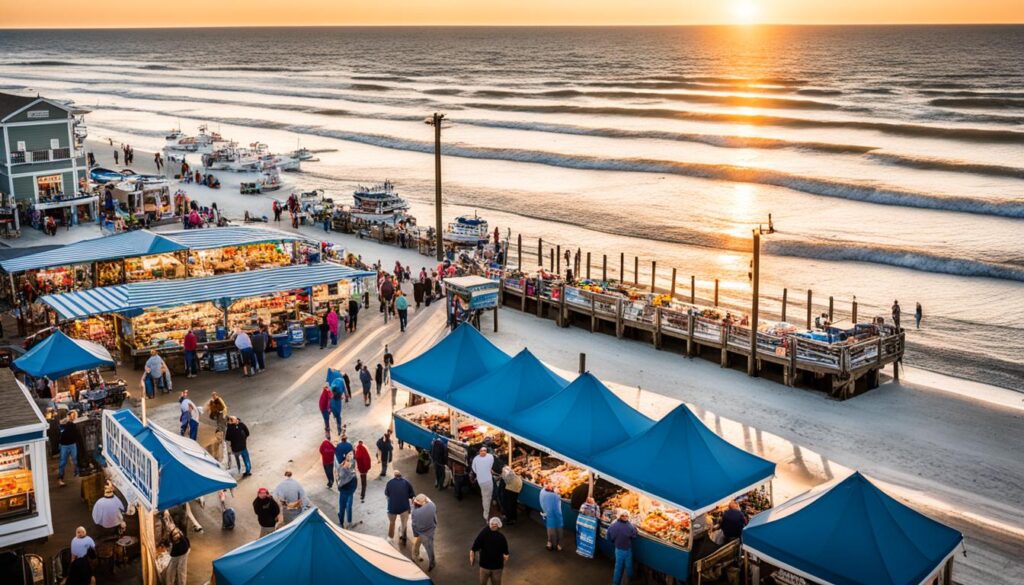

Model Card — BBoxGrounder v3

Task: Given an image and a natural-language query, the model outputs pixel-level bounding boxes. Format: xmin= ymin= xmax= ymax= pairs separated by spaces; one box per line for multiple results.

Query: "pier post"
xmin=538 ymin=239 xmax=543 ymax=269
xmin=602 ymin=255 xmax=607 ymax=281
xmin=852 ymin=300 xmax=858 ymax=323
xmin=493 ymin=300 xmax=499 ymax=332
xmin=517 ymin=233 xmax=522 ymax=270
xmin=828 ymin=296 xmax=834 ymax=322
xmin=714 ymin=279 xmax=719 ymax=306
xmin=579 ymin=353 xmax=586 ymax=374
xmin=586 ymin=252 xmax=591 ymax=279
xmin=590 ymin=294 xmax=596 ymax=332
xmin=633 ymin=256 xmax=639 ymax=285
xmin=431 ymin=112 xmax=445 ymax=261
xmin=720 ymin=325 xmax=729 ymax=367
xmin=616 ymin=298 xmax=624 ymax=338
xmin=748 ymin=230 xmax=760 ymax=377
xmin=686 ymin=313 xmax=695 ymax=356
xmin=654 ymin=307 xmax=662 ymax=349
xmin=670 ymin=268 xmax=677 ymax=298
xmin=806 ymin=290 xmax=813 ymax=329
xmin=619 ymin=253 xmax=624 ymax=282
xmin=556 ymin=245 xmax=561 ymax=275
xmin=651 ymin=261 xmax=657 ymax=292
xmin=691 ymin=275 xmax=696 ymax=305
xmin=782 ymin=288 xmax=788 ymax=322
xmin=788 ymin=338 xmax=798 ymax=386
xmin=549 ymin=249 xmax=554 ymax=271
xmin=520 ymin=278 xmax=526 ymax=312
xmin=558 ymin=283 xmax=567 ymax=327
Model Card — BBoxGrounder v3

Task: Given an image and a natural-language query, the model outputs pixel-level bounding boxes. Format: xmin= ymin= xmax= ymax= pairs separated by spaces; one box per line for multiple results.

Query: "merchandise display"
xmin=68 ymin=316 xmax=116 ymax=350
xmin=456 ymin=422 xmax=508 ymax=456
xmin=512 ymin=456 xmax=589 ymax=498
xmin=128 ymin=302 xmax=223 ymax=349
xmin=0 ymin=447 xmax=35 ymax=520
xmin=189 ymin=243 xmax=293 ymax=277
xmin=22 ymin=265 xmax=92 ymax=296
xmin=311 ymin=280 xmax=352 ymax=311
xmin=409 ymin=407 xmax=451 ymax=436
xmin=124 ymin=253 xmax=186 ymax=283
xmin=602 ymin=491 xmax=691 ymax=548
xmin=227 ymin=291 xmax=307 ymax=334
xmin=95 ymin=260 xmax=124 ymax=286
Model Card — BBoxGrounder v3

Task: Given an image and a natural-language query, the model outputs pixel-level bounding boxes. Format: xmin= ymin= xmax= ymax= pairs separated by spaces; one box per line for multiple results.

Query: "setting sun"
xmin=732 ymin=1 xmax=761 ymax=24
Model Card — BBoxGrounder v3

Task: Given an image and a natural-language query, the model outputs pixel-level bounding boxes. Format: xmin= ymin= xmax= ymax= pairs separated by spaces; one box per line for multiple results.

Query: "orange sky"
xmin=2 ymin=0 xmax=1022 ymax=28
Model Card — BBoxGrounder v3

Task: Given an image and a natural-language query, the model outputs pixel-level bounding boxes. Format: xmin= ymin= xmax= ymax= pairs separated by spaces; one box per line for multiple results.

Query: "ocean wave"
xmin=764 ymin=241 xmax=1024 ymax=282
xmin=200 ymin=65 xmax=309 ymax=73
xmin=471 ymin=88 xmax=842 ymax=110
xmin=461 ymin=102 xmax=1024 ymax=143
xmin=351 ymin=75 xmax=415 ymax=82
xmin=866 ymin=153 xmax=1024 ymax=179
xmin=140 ymin=64 xmax=179 ymax=70
xmin=929 ymin=97 xmax=1024 ymax=109
xmin=919 ymin=89 xmax=1024 ymax=98
xmin=422 ymin=88 xmax=463 ymax=95
xmin=652 ymin=75 xmax=807 ymax=87
xmin=8 ymin=60 xmax=80 ymax=67
xmin=797 ymin=89 xmax=844 ymax=96
xmin=349 ymin=83 xmax=392 ymax=91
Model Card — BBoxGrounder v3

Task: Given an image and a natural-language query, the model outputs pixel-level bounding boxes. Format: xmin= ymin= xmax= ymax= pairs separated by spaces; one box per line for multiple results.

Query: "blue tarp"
xmin=41 ymin=263 xmax=375 ymax=320
xmin=390 ymin=324 xmax=510 ymax=403
xmin=112 ymin=410 xmax=235 ymax=511
xmin=212 ymin=507 xmax=431 ymax=585
xmin=591 ymin=404 xmax=775 ymax=514
xmin=13 ymin=330 xmax=114 ymax=379
xmin=511 ymin=372 xmax=653 ymax=464
xmin=742 ymin=472 xmax=962 ymax=585
xmin=0 ymin=230 xmax=186 ymax=274
xmin=447 ymin=348 xmax=568 ymax=427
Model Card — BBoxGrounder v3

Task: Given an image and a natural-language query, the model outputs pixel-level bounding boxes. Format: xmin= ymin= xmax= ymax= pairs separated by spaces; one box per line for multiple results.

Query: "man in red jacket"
xmin=319 ymin=436 xmax=336 ymax=489
xmin=183 ymin=327 xmax=199 ymax=378
xmin=354 ymin=439 xmax=372 ymax=502
xmin=318 ymin=385 xmax=331 ymax=433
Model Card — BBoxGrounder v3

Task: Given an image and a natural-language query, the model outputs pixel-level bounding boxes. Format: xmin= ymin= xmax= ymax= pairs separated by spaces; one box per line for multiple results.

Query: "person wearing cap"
xmin=91 ymin=482 xmax=124 ymax=537
xmin=273 ymin=470 xmax=308 ymax=525
xmin=470 ymin=517 xmax=509 ymax=585
xmin=335 ymin=433 xmax=354 ymax=464
xmin=539 ymin=482 xmax=564 ymax=552
xmin=471 ymin=446 xmax=496 ymax=522
xmin=411 ymin=494 xmax=437 ymax=572
xmin=606 ymin=509 xmax=638 ymax=585
xmin=384 ymin=469 xmax=415 ymax=543
xmin=252 ymin=488 xmax=281 ymax=536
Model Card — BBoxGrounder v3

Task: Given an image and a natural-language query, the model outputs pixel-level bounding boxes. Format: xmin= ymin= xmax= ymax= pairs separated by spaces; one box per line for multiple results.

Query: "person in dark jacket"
xmin=374 ymin=363 xmax=384 ymax=396
xmin=252 ymin=488 xmax=280 ymax=536
xmin=347 ymin=297 xmax=360 ymax=332
xmin=224 ymin=416 xmax=251 ymax=476
xmin=412 ymin=280 xmax=424 ymax=308
xmin=384 ymin=469 xmax=415 ymax=542
xmin=359 ymin=365 xmax=373 ymax=406
xmin=376 ymin=430 xmax=394 ymax=477
xmin=423 ymin=275 xmax=433 ymax=307
xmin=57 ymin=411 xmax=81 ymax=487
xmin=430 ymin=437 xmax=448 ymax=490
xmin=252 ymin=329 xmax=268 ymax=372
xmin=717 ymin=500 xmax=748 ymax=542
xmin=319 ymin=313 xmax=330 ymax=349
xmin=607 ymin=509 xmax=638 ymax=585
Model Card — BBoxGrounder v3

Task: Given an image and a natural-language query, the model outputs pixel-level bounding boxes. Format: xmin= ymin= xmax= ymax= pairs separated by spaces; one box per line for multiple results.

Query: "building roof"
xmin=160 ymin=226 xmax=313 ymax=249
xmin=0 ymin=92 xmax=37 ymax=120
xmin=0 ymin=230 xmax=187 ymax=274
xmin=0 ymin=368 xmax=47 ymax=441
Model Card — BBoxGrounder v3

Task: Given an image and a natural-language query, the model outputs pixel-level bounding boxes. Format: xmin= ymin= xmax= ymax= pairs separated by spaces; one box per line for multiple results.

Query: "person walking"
xmin=376 ymin=430 xmax=394 ymax=477
xmin=113 ymin=149 xmax=118 ymax=165
xmin=915 ymin=302 xmax=923 ymax=329
xmin=336 ymin=456 xmax=358 ymax=528
xmin=252 ymin=328 xmax=268 ymax=373
xmin=252 ymin=487 xmax=281 ymax=537
xmin=274 ymin=470 xmax=308 ymax=525
xmin=143 ymin=349 xmax=171 ymax=397
xmin=430 ymin=436 xmax=448 ymax=490
xmin=359 ymin=365 xmax=373 ymax=406
xmin=354 ymin=440 xmax=372 ymax=502
xmin=329 ymin=379 xmax=345 ymax=434
xmin=70 ymin=526 xmax=95 ymax=561
xmin=423 ymin=273 xmax=433 ymax=307
xmin=342 ymin=372 xmax=353 ymax=402
xmin=319 ymin=312 xmax=330 ymax=349
xmin=167 ymin=528 xmax=190 ymax=585
xmin=539 ymin=482 xmax=564 ymax=551
xmin=320 ymin=435 xmax=336 ymax=489
xmin=396 ymin=291 xmax=409 ymax=332
xmin=411 ymin=494 xmax=437 ymax=572
xmin=892 ymin=300 xmax=901 ymax=329
xmin=334 ymin=433 xmax=354 ymax=463
xmin=207 ymin=392 xmax=228 ymax=433
xmin=348 ymin=295 xmax=360 ymax=332
xmin=374 ymin=363 xmax=384 ymax=396
xmin=57 ymin=412 xmax=81 ymax=487
xmin=607 ymin=509 xmax=638 ymax=585
xmin=178 ymin=390 xmax=199 ymax=440
xmin=471 ymin=518 xmax=510 ymax=585
xmin=383 ymin=345 xmax=394 ymax=386
xmin=327 ymin=306 xmax=340 ymax=346
xmin=318 ymin=384 xmax=332 ymax=432
xmin=380 ymin=278 xmax=395 ymax=322
xmin=499 ymin=465 xmax=522 ymax=525
xmin=183 ymin=327 xmax=199 ymax=378
xmin=234 ymin=328 xmax=255 ymax=377
xmin=472 ymin=447 xmax=496 ymax=521
xmin=385 ymin=469 xmax=415 ymax=544
xmin=224 ymin=416 xmax=252 ymax=476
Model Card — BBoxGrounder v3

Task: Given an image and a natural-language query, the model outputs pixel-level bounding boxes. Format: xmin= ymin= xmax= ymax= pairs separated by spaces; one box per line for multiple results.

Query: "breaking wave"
xmin=470 ymin=88 xmax=842 ymax=110
xmin=930 ymin=97 xmax=1024 ymax=109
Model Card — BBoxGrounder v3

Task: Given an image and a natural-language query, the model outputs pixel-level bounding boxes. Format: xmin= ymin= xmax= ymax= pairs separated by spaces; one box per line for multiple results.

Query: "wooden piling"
xmin=586 ymin=252 xmax=591 ymax=279
xmin=538 ymin=239 xmax=543 ymax=269
xmin=828 ymin=296 xmax=834 ymax=322
xmin=619 ymin=253 xmax=624 ymax=282
xmin=670 ymin=268 xmax=677 ymax=298
xmin=579 ymin=353 xmax=586 ymax=374
xmin=651 ymin=261 xmax=657 ymax=292
xmin=806 ymin=290 xmax=812 ymax=329
xmin=556 ymin=244 xmax=561 ymax=275
xmin=852 ymin=300 xmax=858 ymax=324
xmin=781 ymin=288 xmax=788 ymax=322
xmin=714 ymin=279 xmax=719 ymax=306
xmin=748 ymin=231 xmax=760 ymax=377
xmin=691 ymin=275 xmax=696 ymax=304
xmin=549 ymin=248 xmax=554 ymax=271
xmin=602 ymin=255 xmax=607 ymax=281
xmin=633 ymin=256 xmax=639 ymax=285
xmin=517 ymin=233 xmax=522 ymax=270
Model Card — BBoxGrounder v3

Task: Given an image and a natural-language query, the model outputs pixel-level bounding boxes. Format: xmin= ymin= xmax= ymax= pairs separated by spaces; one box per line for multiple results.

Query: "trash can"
xmin=274 ymin=334 xmax=292 ymax=358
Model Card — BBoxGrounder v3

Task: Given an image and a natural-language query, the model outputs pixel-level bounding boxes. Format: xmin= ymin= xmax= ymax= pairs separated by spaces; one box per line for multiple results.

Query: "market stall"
xmin=12 ymin=330 xmax=125 ymax=412
xmin=211 ymin=507 xmax=432 ymax=585
xmin=0 ymin=369 xmax=52 ymax=549
xmin=444 ymin=275 xmax=500 ymax=331
xmin=110 ymin=180 xmax=176 ymax=222
xmin=742 ymin=472 xmax=962 ymax=585
xmin=446 ymin=348 xmax=568 ymax=427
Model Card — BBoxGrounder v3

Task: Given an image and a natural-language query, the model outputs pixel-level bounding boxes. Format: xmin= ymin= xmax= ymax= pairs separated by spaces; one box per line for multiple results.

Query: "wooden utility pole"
xmin=781 ymin=288 xmax=788 ymax=322
xmin=428 ymin=112 xmax=445 ymax=261
xmin=714 ymin=279 xmax=719 ymax=306
xmin=538 ymin=239 xmax=543 ymax=268
xmin=633 ymin=256 xmax=639 ymax=285
xmin=586 ymin=252 xmax=591 ymax=279
xmin=806 ymin=290 xmax=813 ymax=329
xmin=619 ymin=253 xmax=624 ymax=282
xmin=748 ymin=230 xmax=760 ymax=376
xmin=690 ymin=275 xmax=696 ymax=304
xmin=651 ymin=261 xmax=656 ymax=291
xmin=517 ymin=233 xmax=522 ymax=269
xmin=670 ymin=268 xmax=677 ymax=298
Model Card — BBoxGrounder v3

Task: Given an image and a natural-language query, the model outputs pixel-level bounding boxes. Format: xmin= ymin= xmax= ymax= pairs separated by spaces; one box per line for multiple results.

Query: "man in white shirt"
xmin=471 ymin=447 xmax=495 ymax=522
xmin=234 ymin=328 xmax=254 ymax=377
xmin=179 ymin=390 xmax=199 ymax=440
xmin=70 ymin=526 xmax=95 ymax=560
xmin=142 ymin=349 xmax=171 ymax=397
xmin=92 ymin=483 xmax=125 ymax=537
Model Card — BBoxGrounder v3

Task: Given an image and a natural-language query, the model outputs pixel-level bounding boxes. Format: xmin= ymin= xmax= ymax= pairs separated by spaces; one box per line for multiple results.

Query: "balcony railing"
xmin=9 ymin=147 xmax=77 ymax=164
xmin=10 ymin=151 xmax=25 ymax=164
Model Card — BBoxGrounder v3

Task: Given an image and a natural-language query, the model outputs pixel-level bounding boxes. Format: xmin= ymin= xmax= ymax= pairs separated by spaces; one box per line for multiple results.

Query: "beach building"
xmin=0 ymin=92 xmax=91 ymax=234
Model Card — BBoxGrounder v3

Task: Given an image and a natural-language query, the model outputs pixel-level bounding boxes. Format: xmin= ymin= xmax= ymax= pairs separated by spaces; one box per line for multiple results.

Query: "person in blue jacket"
xmin=538 ymin=481 xmax=564 ymax=552
xmin=329 ymin=378 xmax=345 ymax=435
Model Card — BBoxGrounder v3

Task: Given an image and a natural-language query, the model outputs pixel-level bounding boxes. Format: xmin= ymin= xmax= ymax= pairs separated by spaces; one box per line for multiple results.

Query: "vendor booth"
xmin=390 ymin=323 xmax=510 ymax=403
xmin=444 ymin=275 xmax=500 ymax=331
xmin=13 ymin=330 xmax=125 ymax=413
xmin=742 ymin=472 xmax=962 ymax=585
xmin=110 ymin=180 xmax=175 ymax=222
xmin=102 ymin=409 xmax=236 ymax=585
xmin=211 ymin=507 xmax=432 ymax=585
xmin=0 ymin=369 xmax=52 ymax=549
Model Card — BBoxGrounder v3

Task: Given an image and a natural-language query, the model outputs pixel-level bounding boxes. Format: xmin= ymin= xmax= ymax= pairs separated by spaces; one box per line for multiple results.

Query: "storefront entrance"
xmin=35 ymin=175 xmax=63 ymax=201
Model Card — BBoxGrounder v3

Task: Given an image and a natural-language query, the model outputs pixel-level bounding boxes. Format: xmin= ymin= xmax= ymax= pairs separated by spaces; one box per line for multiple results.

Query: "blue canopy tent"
xmin=590 ymin=404 xmax=776 ymax=515
xmin=446 ymin=348 xmax=568 ymax=427
xmin=212 ymin=507 xmax=431 ymax=585
xmin=13 ymin=330 xmax=114 ymax=379
xmin=742 ymin=472 xmax=962 ymax=585
xmin=511 ymin=372 xmax=653 ymax=464
xmin=110 ymin=409 xmax=236 ymax=510
xmin=390 ymin=324 xmax=510 ymax=403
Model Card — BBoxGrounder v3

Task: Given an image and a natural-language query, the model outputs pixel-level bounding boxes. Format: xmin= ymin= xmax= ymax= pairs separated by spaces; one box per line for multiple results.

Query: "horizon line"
xmin=2 ymin=22 xmax=1023 ymax=30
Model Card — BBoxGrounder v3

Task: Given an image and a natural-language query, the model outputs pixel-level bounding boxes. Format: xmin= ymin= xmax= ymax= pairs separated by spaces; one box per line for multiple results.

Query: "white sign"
xmin=102 ymin=410 xmax=159 ymax=510
xmin=26 ymin=110 xmax=50 ymax=119
xmin=772 ymin=569 xmax=808 ymax=585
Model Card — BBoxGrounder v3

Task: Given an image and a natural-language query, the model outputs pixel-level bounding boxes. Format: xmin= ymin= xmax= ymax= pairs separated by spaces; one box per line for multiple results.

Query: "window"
xmin=0 ymin=446 xmax=36 ymax=522
xmin=50 ymin=139 xmax=60 ymax=149
xmin=36 ymin=174 xmax=63 ymax=201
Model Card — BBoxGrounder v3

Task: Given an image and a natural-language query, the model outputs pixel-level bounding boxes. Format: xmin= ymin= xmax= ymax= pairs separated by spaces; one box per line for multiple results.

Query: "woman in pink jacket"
xmin=326 ymin=306 xmax=340 ymax=346
xmin=318 ymin=385 xmax=331 ymax=432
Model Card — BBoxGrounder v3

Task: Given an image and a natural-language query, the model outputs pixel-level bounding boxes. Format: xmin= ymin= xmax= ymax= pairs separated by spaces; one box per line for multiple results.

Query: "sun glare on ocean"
xmin=731 ymin=1 xmax=760 ymax=24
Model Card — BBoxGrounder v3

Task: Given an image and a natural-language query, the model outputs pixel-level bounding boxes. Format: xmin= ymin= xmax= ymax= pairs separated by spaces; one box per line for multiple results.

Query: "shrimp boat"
xmin=240 ymin=168 xmax=283 ymax=194
xmin=351 ymin=180 xmax=410 ymax=223
xmin=443 ymin=214 xmax=490 ymax=246
xmin=165 ymin=124 xmax=227 ymax=154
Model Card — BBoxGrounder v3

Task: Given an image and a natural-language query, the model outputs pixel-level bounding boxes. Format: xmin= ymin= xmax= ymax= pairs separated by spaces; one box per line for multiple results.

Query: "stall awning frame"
xmin=0 ymin=229 xmax=187 ymax=274
xmin=160 ymin=226 xmax=316 ymax=249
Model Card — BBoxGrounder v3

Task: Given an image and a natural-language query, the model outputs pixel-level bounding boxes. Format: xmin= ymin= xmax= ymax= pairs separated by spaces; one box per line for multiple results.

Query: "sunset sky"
xmin=2 ymin=0 xmax=1022 ymax=28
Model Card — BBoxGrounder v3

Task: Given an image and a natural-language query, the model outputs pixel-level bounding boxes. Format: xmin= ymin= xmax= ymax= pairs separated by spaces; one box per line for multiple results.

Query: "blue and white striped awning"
xmin=41 ymin=263 xmax=375 ymax=320
xmin=161 ymin=226 xmax=313 ymax=250
xmin=0 ymin=230 xmax=186 ymax=274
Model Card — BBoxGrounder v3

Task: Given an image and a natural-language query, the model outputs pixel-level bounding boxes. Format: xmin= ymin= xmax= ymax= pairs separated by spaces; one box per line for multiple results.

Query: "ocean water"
xmin=0 ymin=26 xmax=1021 ymax=390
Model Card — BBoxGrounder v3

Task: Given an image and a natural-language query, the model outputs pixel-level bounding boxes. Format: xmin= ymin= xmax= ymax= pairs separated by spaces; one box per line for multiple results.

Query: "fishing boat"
xmin=259 ymin=168 xmax=283 ymax=192
xmin=165 ymin=124 xmax=227 ymax=153
xmin=203 ymin=143 xmax=260 ymax=172
xmin=444 ymin=214 xmax=490 ymax=246
xmin=351 ymin=180 xmax=410 ymax=223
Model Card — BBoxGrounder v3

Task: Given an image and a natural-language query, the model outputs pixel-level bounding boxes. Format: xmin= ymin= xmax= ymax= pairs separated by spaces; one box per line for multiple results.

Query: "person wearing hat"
xmin=606 ymin=509 xmax=638 ymax=585
xmin=273 ymin=470 xmax=308 ymax=525
xmin=470 ymin=517 xmax=509 ymax=585
xmin=91 ymin=482 xmax=125 ymax=538
xmin=252 ymin=487 xmax=281 ymax=536
xmin=411 ymin=494 xmax=437 ymax=572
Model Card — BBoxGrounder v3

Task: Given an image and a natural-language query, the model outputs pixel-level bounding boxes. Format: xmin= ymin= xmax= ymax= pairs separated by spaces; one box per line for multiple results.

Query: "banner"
xmin=575 ymin=513 xmax=598 ymax=559
xmin=102 ymin=410 xmax=158 ymax=510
